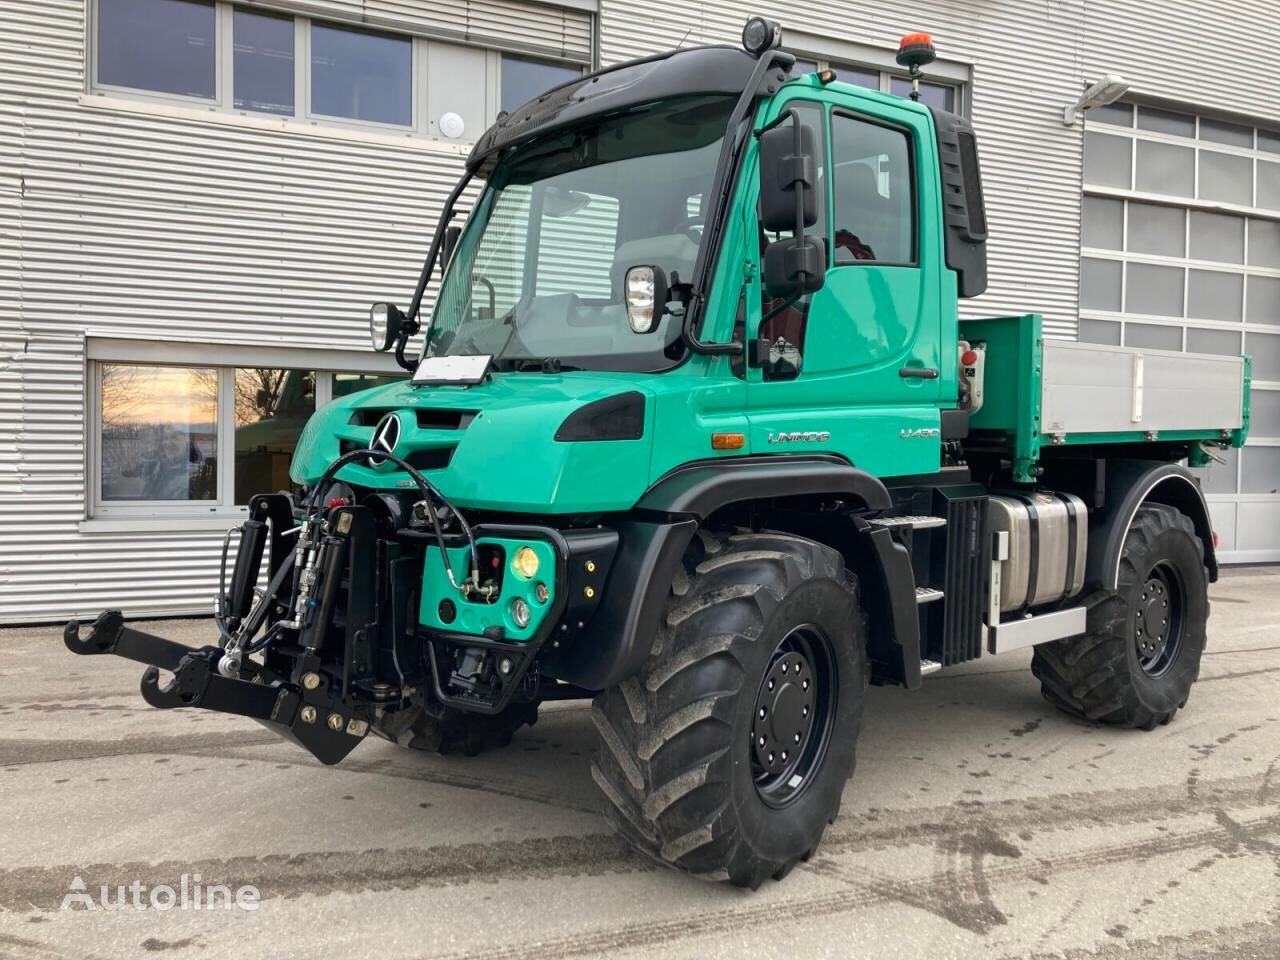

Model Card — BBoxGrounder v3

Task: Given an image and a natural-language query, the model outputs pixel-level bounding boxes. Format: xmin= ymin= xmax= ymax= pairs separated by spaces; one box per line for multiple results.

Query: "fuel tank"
xmin=989 ymin=491 xmax=1087 ymax=612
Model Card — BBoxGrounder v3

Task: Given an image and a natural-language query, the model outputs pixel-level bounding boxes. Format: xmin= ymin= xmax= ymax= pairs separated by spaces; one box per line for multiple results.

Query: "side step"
xmin=920 ymin=659 xmax=942 ymax=676
xmin=867 ymin=515 xmax=947 ymax=530
xmin=915 ymin=586 xmax=944 ymax=604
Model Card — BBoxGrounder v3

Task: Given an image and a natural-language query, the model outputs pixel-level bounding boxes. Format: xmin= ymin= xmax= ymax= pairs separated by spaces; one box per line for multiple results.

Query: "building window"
xmin=500 ymin=54 xmax=582 ymax=114
xmin=99 ymin=364 xmax=219 ymax=502
xmin=830 ymin=113 xmax=916 ymax=265
xmin=788 ymin=52 xmax=962 ymax=114
xmin=90 ymin=0 xmax=590 ymax=140
xmin=91 ymin=363 xmax=402 ymax=518
xmin=888 ymin=76 xmax=954 ymax=113
xmin=96 ymin=0 xmax=216 ymax=100
xmin=1079 ymin=102 xmax=1280 ymax=548
xmin=310 ymin=23 xmax=412 ymax=126
xmin=233 ymin=9 xmax=294 ymax=115
xmin=233 ymin=368 xmax=317 ymax=504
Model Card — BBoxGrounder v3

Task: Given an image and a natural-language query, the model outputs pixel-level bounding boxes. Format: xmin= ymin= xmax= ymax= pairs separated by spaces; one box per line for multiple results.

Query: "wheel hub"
xmin=752 ymin=651 xmax=815 ymax=778
xmin=1134 ymin=577 xmax=1172 ymax=661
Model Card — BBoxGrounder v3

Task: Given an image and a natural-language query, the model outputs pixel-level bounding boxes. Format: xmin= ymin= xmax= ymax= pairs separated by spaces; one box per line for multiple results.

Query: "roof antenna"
xmin=676 ymin=27 xmax=692 ymax=49
xmin=896 ymin=33 xmax=937 ymax=102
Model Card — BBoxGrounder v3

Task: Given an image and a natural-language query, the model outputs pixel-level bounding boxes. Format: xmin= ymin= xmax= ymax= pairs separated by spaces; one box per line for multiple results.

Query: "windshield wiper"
xmin=499 ymin=357 xmax=582 ymax=374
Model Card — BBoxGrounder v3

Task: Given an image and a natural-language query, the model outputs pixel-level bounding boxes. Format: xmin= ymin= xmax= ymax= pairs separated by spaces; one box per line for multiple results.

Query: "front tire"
xmin=591 ymin=530 xmax=868 ymax=888
xmin=1032 ymin=504 xmax=1208 ymax=729
xmin=370 ymin=701 xmax=538 ymax=756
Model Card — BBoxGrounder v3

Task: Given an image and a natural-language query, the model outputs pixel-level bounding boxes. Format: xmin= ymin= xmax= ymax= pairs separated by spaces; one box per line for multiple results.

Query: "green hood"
xmin=291 ymin=372 xmax=659 ymax=513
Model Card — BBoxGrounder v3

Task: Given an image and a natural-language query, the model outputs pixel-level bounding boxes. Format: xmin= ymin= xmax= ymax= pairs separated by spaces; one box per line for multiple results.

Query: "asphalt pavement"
xmin=1 ymin=567 xmax=1278 ymax=960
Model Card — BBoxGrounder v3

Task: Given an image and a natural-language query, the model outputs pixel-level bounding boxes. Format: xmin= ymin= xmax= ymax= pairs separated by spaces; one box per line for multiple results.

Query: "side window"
xmin=830 ymin=113 xmax=915 ymax=266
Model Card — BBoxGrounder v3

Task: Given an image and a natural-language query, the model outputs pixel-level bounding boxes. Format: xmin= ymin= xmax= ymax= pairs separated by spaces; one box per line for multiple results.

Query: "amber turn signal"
xmin=711 ymin=432 xmax=746 ymax=450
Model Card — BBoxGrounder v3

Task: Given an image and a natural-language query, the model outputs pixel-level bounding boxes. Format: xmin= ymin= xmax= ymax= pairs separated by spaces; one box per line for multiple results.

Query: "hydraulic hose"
xmin=302 ymin=447 xmax=481 ymax=596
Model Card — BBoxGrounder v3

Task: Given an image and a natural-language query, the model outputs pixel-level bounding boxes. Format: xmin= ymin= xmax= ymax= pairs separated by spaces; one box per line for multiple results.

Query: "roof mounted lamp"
xmin=742 ymin=17 xmax=782 ymax=58
xmin=1062 ymin=75 xmax=1131 ymax=125
xmin=896 ymin=33 xmax=937 ymax=102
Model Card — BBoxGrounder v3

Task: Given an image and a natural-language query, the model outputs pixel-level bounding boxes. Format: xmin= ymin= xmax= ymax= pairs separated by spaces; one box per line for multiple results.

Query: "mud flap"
xmin=64 ymin=610 xmax=368 ymax=765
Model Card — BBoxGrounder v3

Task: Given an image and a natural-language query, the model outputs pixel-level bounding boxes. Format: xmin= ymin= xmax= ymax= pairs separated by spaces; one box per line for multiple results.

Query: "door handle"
xmin=899 ymin=367 xmax=939 ymax=380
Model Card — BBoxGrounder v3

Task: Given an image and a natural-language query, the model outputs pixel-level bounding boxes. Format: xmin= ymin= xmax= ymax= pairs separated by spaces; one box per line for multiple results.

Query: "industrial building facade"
xmin=1 ymin=0 xmax=1277 ymax=623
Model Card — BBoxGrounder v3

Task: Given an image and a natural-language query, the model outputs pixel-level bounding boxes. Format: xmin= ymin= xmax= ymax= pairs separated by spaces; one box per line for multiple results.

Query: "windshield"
xmin=426 ymin=95 xmax=736 ymax=372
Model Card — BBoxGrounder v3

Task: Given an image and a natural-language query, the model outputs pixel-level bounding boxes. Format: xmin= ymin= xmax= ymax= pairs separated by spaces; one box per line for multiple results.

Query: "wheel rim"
xmin=750 ymin=624 xmax=837 ymax=808
xmin=1134 ymin=561 xmax=1186 ymax=678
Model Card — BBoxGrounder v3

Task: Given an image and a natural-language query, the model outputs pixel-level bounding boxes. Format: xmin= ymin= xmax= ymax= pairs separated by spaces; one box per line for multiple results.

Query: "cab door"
xmin=745 ymin=95 xmax=946 ymax=479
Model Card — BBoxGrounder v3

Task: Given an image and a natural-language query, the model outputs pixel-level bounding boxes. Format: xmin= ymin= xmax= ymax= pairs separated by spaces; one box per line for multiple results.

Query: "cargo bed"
xmin=961 ymin=315 xmax=1251 ymax=482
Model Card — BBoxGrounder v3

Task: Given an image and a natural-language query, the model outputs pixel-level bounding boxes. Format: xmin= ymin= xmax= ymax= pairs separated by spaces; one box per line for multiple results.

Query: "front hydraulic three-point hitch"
xmin=64 ymin=610 xmax=370 ymax=764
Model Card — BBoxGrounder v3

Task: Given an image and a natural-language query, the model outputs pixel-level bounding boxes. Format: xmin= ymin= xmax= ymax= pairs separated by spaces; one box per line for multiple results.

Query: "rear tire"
xmin=1032 ymin=504 xmax=1208 ymax=729
xmin=591 ymin=530 xmax=868 ymax=888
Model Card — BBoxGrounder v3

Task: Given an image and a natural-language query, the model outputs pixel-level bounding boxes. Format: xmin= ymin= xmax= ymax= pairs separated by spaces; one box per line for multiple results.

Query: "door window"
xmin=830 ymin=113 xmax=916 ymax=265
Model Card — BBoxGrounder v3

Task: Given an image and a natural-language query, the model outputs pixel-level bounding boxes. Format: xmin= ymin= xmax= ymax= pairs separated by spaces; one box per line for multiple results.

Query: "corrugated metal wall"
xmin=1083 ymin=0 xmax=1280 ymax=127
xmin=0 ymin=0 xmax=580 ymax=623
xmin=2 ymin=0 xmax=1275 ymax=623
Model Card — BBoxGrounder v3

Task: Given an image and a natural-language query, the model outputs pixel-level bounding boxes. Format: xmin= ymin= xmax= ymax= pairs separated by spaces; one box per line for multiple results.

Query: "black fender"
xmin=550 ymin=456 xmax=903 ymax=691
xmin=541 ymin=516 xmax=698 ymax=690
xmin=1086 ymin=460 xmax=1219 ymax=589
xmin=636 ymin=454 xmax=893 ymax=516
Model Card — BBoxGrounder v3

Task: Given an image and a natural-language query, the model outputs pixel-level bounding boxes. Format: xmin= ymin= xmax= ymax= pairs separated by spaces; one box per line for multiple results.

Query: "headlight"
xmin=369 ymin=302 xmax=404 ymax=352
xmin=511 ymin=546 xmax=540 ymax=579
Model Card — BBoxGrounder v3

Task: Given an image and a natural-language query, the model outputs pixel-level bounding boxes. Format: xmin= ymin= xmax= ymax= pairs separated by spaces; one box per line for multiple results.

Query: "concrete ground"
xmin=1 ymin=569 xmax=1278 ymax=960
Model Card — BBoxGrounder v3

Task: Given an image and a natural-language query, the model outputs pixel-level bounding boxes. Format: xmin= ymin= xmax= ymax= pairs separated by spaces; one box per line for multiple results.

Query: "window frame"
xmin=86 ymin=346 xmax=406 ymax=521
xmin=86 ymin=0 xmax=590 ymax=142
xmin=828 ymin=107 xmax=921 ymax=269
xmin=787 ymin=50 xmax=966 ymax=116
xmin=90 ymin=0 xmax=225 ymax=109
xmin=303 ymin=20 xmax=418 ymax=132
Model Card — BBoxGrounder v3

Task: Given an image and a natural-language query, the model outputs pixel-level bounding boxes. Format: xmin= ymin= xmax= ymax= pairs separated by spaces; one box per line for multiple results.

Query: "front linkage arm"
xmin=64 ymin=610 xmax=369 ymax=765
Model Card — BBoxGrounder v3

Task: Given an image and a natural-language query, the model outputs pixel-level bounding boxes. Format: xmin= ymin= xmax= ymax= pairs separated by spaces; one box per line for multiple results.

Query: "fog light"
xmin=510 ymin=597 xmax=531 ymax=629
xmin=512 ymin=546 xmax=540 ymax=579
xmin=534 ymin=582 xmax=549 ymax=604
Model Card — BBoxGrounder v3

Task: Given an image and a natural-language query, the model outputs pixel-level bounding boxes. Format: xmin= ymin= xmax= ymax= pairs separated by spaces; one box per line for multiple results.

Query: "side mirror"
xmin=440 ymin=225 xmax=462 ymax=276
xmin=758 ymin=117 xmax=817 ymax=233
xmin=623 ymin=265 xmax=669 ymax=334
xmin=369 ymin=302 xmax=405 ymax=352
xmin=763 ymin=237 xmax=825 ymax=298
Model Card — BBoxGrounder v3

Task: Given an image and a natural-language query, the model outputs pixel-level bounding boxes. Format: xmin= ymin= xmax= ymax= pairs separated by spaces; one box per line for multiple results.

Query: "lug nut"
xmin=327 ymin=713 xmax=344 ymax=731
xmin=300 ymin=706 xmax=317 ymax=724
xmin=302 ymin=672 xmax=321 ymax=690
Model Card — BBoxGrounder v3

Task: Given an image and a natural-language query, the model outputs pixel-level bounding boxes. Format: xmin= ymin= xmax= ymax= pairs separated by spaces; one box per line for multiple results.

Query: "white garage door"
xmin=1079 ymin=100 xmax=1280 ymax=563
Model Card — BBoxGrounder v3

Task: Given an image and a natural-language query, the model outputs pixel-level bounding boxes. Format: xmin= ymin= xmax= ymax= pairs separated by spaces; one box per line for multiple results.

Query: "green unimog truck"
xmin=66 ymin=19 xmax=1251 ymax=888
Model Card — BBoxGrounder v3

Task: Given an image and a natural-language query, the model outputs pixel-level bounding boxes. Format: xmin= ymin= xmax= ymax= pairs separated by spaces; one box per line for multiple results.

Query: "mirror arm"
xmin=394 ymin=171 xmax=474 ymax=371
xmin=791 ymin=114 xmax=806 ymax=244
xmin=683 ymin=49 xmax=791 ymax=358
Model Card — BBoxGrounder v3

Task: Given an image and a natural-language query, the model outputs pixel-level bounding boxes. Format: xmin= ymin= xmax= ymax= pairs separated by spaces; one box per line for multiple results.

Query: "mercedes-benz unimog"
xmin=65 ymin=19 xmax=1251 ymax=888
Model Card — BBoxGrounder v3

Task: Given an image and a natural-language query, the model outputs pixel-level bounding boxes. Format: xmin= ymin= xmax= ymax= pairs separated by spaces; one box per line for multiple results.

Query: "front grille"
xmin=338 ymin=439 xmax=456 ymax=471
xmin=347 ymin=408 xmax=476 ymax=429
